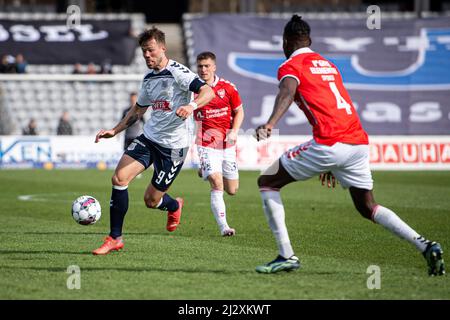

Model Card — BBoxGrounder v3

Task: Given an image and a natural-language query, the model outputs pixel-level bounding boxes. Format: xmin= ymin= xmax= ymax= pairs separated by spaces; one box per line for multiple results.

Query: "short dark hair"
xmin=138 ymin=27 xmax=165 ymax=46
xmin=196 ymin=51 xmax=216 ymax=62
xmin=284 ymin=14 xmax=311 ymax=45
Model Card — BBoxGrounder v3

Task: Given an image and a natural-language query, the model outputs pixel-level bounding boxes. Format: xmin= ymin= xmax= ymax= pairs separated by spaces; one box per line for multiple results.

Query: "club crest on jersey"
xmin=217 ymin=88 xmax=226 ymax=99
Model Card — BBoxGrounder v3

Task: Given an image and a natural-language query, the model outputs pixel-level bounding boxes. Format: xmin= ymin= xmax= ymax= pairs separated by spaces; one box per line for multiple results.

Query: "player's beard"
xmin=151 ymin=54 xmax=166 ymax=71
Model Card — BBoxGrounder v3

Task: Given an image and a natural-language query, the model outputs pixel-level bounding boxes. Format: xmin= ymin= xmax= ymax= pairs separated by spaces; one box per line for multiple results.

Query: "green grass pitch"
xmin=0 ymin=169 xmax=449 ymax=299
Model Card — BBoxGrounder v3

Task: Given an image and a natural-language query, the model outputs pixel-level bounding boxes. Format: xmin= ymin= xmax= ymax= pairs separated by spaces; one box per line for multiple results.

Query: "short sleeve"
xmin=229 ymin=85 xmax=242 ymax=110
xmin=137 ymin=76 xmax=151 ymax=107
xmin=277 ymin=60 xmax=300 ymax=86
xmin=168 ymin=60 xmax=205 ymax=93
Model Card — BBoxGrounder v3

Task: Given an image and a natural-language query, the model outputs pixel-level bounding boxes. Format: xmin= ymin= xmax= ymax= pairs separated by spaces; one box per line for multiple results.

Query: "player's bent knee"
xmin=112 ymin=174 xmax=129 ymax=187
xmin=144 ymin=198 xmax=159 ymax=209
xmin=225 ymin=187 xmax=238 ymax=196
xmin=144 ymin=193 xmax=161 ymax=209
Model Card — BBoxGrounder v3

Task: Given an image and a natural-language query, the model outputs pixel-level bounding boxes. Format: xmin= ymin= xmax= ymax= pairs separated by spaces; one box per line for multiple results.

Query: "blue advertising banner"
xmin=185 ymin=14 xmax=450 ymax=135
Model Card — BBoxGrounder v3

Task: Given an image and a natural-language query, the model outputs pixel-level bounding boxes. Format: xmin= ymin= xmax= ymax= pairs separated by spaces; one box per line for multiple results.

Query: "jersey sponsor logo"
xmin=151 ymin=100 xmax=171 ymax=111
xmin=217 ymin=88 xmax=226 ymax=99
xmin=204 ymin=107 xmax=228 ymax=119
xmin=309 ymin=59 xmax=338 ymax=75
xmin=309 ymin=67 xmax=338 ymax=75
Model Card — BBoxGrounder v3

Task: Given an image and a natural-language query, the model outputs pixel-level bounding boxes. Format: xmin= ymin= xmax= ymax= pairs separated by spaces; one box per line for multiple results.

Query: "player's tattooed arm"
xmin=119 ymin=103 xmax=147 ymax=131
xmin=255 ymin=77 xmax=297 ymax=141
xmin=125 ymin=114 xmax=139 ymax=128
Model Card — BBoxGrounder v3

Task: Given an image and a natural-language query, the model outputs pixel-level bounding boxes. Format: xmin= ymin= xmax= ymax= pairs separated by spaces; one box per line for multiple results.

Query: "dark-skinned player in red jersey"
xmin=254 ymin=15 xmax=445 ymax=276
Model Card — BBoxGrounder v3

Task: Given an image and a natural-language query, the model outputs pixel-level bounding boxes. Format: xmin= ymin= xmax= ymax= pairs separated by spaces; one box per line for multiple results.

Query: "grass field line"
xmin=17 ymin=192 xmax=80 ymax=203
xmin=14 ymin=192 xmax=181 ymax=205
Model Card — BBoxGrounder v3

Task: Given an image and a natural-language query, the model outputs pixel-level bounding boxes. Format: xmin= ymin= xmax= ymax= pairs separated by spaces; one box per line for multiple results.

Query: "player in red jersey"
xmin=194 ymin=51 xmax=244 ymax=236
xmin=254 ymin=15 xmax=444 ymax=275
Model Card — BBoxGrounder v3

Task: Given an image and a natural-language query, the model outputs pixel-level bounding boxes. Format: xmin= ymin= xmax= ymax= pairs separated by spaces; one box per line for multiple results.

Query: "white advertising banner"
xmin=1 ymin=135 xmax=449 ymax=170
xmin=0 ymin=135 xmax=123 ymax=169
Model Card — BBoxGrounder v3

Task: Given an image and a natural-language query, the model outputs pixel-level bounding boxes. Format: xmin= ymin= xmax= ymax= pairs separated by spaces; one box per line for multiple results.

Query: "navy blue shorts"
xmin=124 ymin=134 xmax=188 ymax=192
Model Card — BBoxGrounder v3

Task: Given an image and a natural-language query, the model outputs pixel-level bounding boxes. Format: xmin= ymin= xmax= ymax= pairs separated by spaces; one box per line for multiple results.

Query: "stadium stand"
xmin=0 ymin=75 xmax=142 ymax=135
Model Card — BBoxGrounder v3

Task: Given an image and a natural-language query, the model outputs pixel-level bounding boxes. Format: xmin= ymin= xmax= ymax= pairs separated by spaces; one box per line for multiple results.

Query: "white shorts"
xmin=197 ymin=145 xmax=239 ymax=180
xmin=280 ymin=139 xmax=373 ymax=190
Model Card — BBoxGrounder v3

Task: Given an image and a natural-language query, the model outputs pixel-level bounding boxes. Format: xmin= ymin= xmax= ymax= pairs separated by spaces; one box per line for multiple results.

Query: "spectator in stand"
xmin=15 ymin=53 xmax=27 ymax=74
xmin=0 ymin=55 xmax=8 ymax=73
xmin=23 ymin=118 xmax=38 ymax=135
xmin=86 ymin=62 xmax=97 ymax=75
xmin=0 ymin=55 xmax=16 ymax=73
xmin=57 ymin=111 xmax=73 ymax=135
xmin=72 ymin=63 xmax=83 ymax=74
xmin=100 ymin=59 xmax=113 ymax=74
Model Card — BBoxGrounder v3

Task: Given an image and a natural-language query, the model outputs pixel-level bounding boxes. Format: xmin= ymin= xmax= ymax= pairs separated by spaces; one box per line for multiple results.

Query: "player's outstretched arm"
xmin=176 ymin=85 xmax=215 ymax=119
xmin=95 ymin=103 xmax=147 ymax=143
xmin=255 ymin=77 xmax=297 ymax=141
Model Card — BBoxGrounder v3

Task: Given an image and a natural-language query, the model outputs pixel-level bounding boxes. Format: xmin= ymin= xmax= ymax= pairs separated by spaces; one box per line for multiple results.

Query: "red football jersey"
xmin=194 ymin=76 xmax=242 ymax=149
xmin=278 ymin=48 xmax=368 ymax=146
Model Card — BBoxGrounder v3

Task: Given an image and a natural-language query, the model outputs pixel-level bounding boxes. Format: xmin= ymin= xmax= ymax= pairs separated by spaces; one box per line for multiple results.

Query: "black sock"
xmin=157 ymin=194 xmax=179 ymax=212
xmin=109 ymin=186 xmax=129 ymax=239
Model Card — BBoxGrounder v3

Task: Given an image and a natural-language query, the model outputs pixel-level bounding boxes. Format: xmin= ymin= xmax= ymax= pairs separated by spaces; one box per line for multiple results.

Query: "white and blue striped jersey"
xmin=137 ymin=59 xmax=205 ymax=149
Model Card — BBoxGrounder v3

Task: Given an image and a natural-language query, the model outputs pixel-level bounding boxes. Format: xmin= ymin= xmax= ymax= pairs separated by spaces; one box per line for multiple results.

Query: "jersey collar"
xmin=289 ymin=47 xmax=314 ymax=59
xmin=210 ymin=75 xmax=220 ymax=88
xmin=153 ymin=58 xmax=170 ymax=74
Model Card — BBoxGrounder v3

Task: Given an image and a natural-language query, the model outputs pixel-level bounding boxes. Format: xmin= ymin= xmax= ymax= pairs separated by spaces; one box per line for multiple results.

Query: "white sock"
xmin=373 ymin=205 xmax=430 ymax=252
xmin=210 ymin=190 xmax=228 ymax=232
xmin=260 ymin=190 xmax=294 ymax=259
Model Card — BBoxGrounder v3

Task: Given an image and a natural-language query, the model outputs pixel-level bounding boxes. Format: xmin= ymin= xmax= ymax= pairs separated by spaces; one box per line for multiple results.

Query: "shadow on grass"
xmin=0 ymin=231 xmax=163 ymax=236
xmin=0 ymin=249 xmax=92 ymax=255
xmin=0 ymin=265 xmax=254 ymax=275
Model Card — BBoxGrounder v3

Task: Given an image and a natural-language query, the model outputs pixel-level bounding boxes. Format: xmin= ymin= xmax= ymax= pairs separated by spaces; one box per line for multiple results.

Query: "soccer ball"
xmin=71 ymin=195 xmax=101 ymax=225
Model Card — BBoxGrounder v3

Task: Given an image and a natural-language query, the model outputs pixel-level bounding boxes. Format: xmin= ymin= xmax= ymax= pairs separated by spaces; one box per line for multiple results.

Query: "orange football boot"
xmin=167 ymin=198 xmax=183 ymax=232
xmin=92 ymin=236 xmax=124 ymax=255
